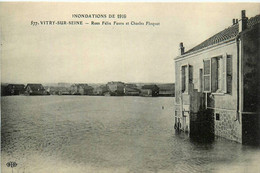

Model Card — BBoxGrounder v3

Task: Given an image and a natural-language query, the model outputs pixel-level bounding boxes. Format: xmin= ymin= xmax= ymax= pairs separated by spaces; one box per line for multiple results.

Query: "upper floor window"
xmin=211 ymin=56 xmax=224 ymax=93
xmin=203 ymin=60 xmax=211 ymax=92
xmin=203 ymin=54 xmax=232 ymax=94
xmin=181 ymin=64 xmax=193 ymax=93
xmin=181 ymin=65 xmax=187 ymax=93
xmin=198 ymin=68 xmax=203 ymax=92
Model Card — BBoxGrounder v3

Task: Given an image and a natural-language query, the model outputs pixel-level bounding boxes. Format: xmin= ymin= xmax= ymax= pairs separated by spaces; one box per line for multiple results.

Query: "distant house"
xmin=93 ymin=85 xmax=108 ymax=96
xmin=107 ymin=81 xmax=125 ymax=96
xmin=158 ymin=84 xmax=175 ymax=97
xmin=70 ymin=84 xmax=94 ymax=95
xmin=25 ymin=84 xmax=46 ymax=95
xmin=4 ymin=84 xmax=25 ymax=96
xmin=58 ymin=83 xmax=72 ymax=88
xmin=125 ymin=83 xmax=137 ymax=88
xmin=140 ymin=85 xmax=159 ymax=97
xmin=48 ymin=86 xmax=71 ymax=95
xmin=124 ymin=85 xmax=140 ymax=96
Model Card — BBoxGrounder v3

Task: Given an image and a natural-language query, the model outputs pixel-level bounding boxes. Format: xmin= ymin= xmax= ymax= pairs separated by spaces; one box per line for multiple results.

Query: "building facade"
xmin=107 ymin=81 xmax=125 ymax=96
xmin=93 ymin=85 xmax=109 ymax=96
xmin=70 ymin=84 xmax=94 ymax=95
xmin=25 ymin=84 xmax=46 ymax=95
xmin=4 ymin=84 xmax=25 ymax=95
xmin=140 ymin=85 xmax=159 ymax=97
xmin=174 ymin=11 xmax=259 ymax=144
xmin=158 ymin=84 xmax=175 ymax=97
xmin=124 ymin=87 xmax=140 ymax=96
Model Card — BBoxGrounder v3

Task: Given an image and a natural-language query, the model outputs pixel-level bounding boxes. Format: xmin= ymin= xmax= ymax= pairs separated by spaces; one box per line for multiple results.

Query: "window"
xmin=203 ymin=54 xmax=232 ymax=94
xmin=211 ymin=56 xmax=223 ymax=93
xmin=203 ymin=60 xmax=211 ymax=92
xmin=216 ymin=113 xmax=220 ymax=121
xmin=181 ymin=64 xmax=193 ymax=93
xmin=198 ymin=69 xmax=203 ymax=92
xmin=181 ymin=66 xmax=187 ymax=93
xmin=226 ymin=55 xmax=232 ymax=94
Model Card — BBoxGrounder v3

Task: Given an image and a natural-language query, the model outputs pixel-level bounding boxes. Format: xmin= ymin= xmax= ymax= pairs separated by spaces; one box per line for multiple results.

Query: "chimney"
xmin=236 ymin=19 xmax=239 ymax=24
xmin=239 ymin=10 xmax=248 ymax=32
xmin=232 ymin=19 xmax=236 ymax=25
xmin=179 ymin=42 xmax=185 ymax=55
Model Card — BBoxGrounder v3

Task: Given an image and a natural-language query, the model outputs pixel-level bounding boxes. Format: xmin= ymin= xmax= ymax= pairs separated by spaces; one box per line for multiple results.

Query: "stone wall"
xmin=214 ymin=109 xmax=242 ymax=143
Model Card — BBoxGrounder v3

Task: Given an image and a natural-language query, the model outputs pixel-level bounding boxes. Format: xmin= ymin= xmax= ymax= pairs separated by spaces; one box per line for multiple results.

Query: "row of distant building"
xmin=1 ymin=82 xmax=175 ymax=97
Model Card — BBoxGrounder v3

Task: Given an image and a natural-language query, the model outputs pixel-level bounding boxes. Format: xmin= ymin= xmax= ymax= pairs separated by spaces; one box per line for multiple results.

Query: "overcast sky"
xmin=1 ymin=2 xmax=259 ymax=84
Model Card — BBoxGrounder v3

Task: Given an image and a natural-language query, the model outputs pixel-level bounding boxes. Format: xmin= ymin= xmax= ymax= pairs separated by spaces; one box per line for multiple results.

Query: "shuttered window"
xmin=203 ymin=54 xmax=232 ymax=94
xmin=181 ymin=66 xmax=187 ymax=93
xmin=181 ymin=64 xmax=193 ymax=93
xmin=189 ymin=65 xmax=193 ymax=83
xmin=211 ymin=57 xmax=218 ymax=92
xmin=222 ymin=54 xmax=227 ymax=93
xmin=198 ymin=69 xmax=203 ymax=92
xmin=211 ymin=56 xmax=224 ymax=92
xmin=226 ymin=55 xmax=232 ymax=94
xmin=203 ymin=60 xmax=211 ymax=92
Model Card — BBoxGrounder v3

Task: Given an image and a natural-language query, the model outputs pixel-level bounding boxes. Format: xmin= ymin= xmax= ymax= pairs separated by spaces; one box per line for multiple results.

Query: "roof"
xmin=26 ymin=84 xmax=44 ymax=91
xmin=157 ymin=84 xmax=175 ymax=90
xmin=74 ymin=84 xmax=93 ymax=90
xmin=142 ymin=85 xmax=159 ymax=90
xmin=107 ymin=81 xmax=125 ymax=85
xmin=125 ymin=87 xmax=140 ymax=92
xmin=50 ymin=86 xmax=70 ymax=92
xmin=184 ymin=14 xmax=260 ymax=55
xmin=7 ymin=84 xmax=25 ymax=90
xmin=125 ymin=83 xmax=137 ymax=88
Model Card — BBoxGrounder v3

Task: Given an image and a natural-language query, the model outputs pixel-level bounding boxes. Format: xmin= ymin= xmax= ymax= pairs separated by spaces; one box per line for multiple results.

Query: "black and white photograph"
xmin=0 ymin=2 xmax=260 ymax=173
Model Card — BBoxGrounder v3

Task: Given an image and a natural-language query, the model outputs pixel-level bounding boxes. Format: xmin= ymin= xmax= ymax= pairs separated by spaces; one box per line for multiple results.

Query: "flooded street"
xmin=1 ymin=96 xmax=260 ymax=173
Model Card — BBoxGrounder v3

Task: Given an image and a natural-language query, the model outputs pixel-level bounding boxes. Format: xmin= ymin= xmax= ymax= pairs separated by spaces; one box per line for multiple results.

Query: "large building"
xmin=124 ymin=84 xmax=140 ymax=96
xmin=93 ymin=85 xmax=109 ymax=96
xmin=70 ymin=84 xmax=94 ymax=95
xmin=107 ymin=81 xmax=125 ymax=96
xmin=174 ymin=11 xmax=259 ymax=145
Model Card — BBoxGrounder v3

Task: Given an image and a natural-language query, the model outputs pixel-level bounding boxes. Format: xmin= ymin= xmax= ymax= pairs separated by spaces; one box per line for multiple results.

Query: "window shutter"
xmin=187 ymin=64 xmax=189 ymax=93
xmin=211 ymin=58 xmax=217 ymax=92
xmin=203 ymin=60 xmax=211 ymax=92
xmin=188 ymin=65 xmax=193 ymax=83
xmin=181 ymin=66 xmax=186 ymax=93
xmin=226 ymin=55 xmax=232 ymax=94
xmin=198 ymin=69 xmax=203 ymax=92
xmin=222 ymin=54 xmax=227 ymax=93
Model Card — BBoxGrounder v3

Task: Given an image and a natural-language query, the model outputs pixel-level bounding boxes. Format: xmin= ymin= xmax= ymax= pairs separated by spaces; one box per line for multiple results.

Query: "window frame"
xmin=203 ymin=59 xmax=211 ymax=93
xmin=198 ymin=68 xmax=203 ymax=92
xmin=181 ymin=65 xmax=187 ymax=93
xmin=203 ymin=54 xmax=229 ymax=95
xmin=180 ymin=64 xmax=192 ymax=94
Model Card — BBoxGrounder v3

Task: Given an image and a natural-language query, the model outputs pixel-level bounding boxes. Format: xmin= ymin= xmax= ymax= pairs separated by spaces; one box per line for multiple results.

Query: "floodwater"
xmin=1 ymin=96 xmax=260 ymax=173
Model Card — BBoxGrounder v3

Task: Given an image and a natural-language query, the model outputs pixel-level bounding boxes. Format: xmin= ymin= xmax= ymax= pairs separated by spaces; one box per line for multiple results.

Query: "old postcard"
xmin=1 ymin=2 xmax=260 ymax=173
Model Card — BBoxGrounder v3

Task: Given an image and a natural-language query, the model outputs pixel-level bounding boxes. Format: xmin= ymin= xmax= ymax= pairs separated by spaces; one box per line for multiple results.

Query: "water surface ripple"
xmin=1 ymin=96 xmax=260 ymax=173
